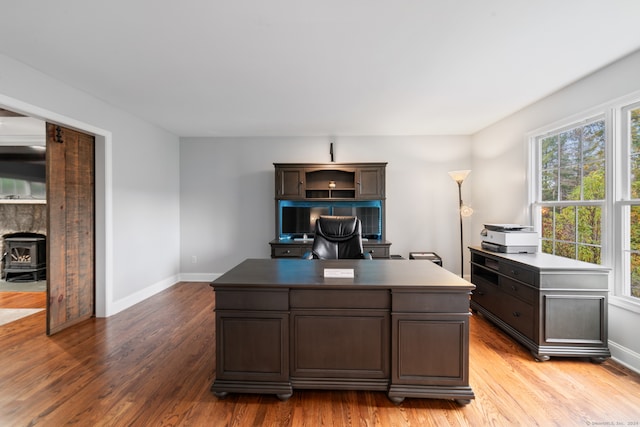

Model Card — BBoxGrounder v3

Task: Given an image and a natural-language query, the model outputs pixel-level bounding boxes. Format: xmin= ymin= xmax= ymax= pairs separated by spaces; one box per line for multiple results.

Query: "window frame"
xmin=529 ymin=112 xmax=609 ymax=265
xmin=615 ymin=100 xmax=640 ymax=308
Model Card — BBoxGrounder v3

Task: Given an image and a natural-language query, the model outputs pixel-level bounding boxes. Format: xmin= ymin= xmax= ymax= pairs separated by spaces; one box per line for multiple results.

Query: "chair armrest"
xmin=302 ymin=251 xmax=314 ymax=259
xmin=363 ymin=252 xmax=373 ymax=260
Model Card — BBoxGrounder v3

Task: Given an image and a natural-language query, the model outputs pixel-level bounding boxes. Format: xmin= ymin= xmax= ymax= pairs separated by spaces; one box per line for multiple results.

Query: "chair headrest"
xmin=316 ymin=216 xmax=359 ymax=238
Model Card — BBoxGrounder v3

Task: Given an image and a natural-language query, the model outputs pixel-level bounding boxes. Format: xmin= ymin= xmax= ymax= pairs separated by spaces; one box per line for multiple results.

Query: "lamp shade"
xmin=448 ymin=169 xmax=471 ymax=183
xmin=460 ymin=205 xmax=474 ymax=217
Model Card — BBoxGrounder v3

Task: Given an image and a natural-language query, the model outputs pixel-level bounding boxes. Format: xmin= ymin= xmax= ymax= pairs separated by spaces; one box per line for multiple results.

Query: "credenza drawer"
xmin=500 ymin=276 xmax=535 ymax=304
xmin=495 ymin=292 xmax=534 ymax=339
xmin=471 ymin=277 xmax=499 ymax=313
xmin=272 ymin=246 xmax=305 ymax=258
xmin=499 ymin=262 xmax=535 ymax=285
xmin=364 ymin=245 xmax=390 ymax=259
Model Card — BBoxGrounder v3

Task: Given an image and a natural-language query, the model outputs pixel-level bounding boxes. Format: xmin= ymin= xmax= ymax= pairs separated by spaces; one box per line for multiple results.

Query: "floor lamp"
xmin=448 ymin=170 xmax=473 ymax=277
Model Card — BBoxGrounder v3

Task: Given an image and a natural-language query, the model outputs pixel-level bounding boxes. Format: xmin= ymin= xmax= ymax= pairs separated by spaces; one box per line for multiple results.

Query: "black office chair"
xmin=304 ymin=216 xmax=372 ymax=259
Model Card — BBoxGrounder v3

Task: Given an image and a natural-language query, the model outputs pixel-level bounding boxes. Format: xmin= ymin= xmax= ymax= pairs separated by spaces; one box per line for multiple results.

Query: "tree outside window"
xmin=538 ymin=119 xmax=605 ymax=264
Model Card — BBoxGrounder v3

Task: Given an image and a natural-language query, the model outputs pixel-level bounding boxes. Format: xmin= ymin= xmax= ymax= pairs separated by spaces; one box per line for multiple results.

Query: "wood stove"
xmin=2 ymin=233 xmax=46 ymax=282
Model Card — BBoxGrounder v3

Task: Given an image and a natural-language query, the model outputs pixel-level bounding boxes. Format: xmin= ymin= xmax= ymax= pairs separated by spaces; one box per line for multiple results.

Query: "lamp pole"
xmin=456 ymin=180 xmax=464 ymax=277
xmin=448 ymin=170 xmax=471 ymax=278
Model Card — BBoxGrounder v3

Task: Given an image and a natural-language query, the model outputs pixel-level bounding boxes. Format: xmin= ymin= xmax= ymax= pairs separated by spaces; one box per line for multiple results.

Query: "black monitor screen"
xmin=281 ymin=206 xmax=329 ymax=236
xmin=355 ymin=207 xmax=381 ymax=237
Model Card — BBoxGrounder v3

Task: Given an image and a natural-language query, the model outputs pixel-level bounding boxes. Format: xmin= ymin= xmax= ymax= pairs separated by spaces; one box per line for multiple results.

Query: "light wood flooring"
xmin=0 ymin=282 xmax=639 ymax=426
xmin=0 ymin=291 xmax=46 ymax=309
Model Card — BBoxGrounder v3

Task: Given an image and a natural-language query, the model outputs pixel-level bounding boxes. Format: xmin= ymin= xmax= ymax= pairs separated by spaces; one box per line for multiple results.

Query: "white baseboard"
xmin=106 ymin=274 xmax=180 ymax=317
xmin=103 ymin=273 xmax=222 ymax=317
xmin=179 ymin=272 xmax=221 ymax=282
xmin=609 ymin=340 xmax=640 ymax=375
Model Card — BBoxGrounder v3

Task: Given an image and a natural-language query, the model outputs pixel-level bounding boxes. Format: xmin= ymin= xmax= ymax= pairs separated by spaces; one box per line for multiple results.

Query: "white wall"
xmin=471 ymin=49 xmax=640 ymax=373
xmin=179 ymin=135 xmax=471 ymax=278
xmin=0 ymin=53 xmax=182 ymax=316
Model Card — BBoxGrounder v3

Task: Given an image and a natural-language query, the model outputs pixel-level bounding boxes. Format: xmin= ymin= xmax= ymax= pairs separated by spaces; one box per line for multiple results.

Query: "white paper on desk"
xmin=324 ymin=268 xmax=354 ymax=278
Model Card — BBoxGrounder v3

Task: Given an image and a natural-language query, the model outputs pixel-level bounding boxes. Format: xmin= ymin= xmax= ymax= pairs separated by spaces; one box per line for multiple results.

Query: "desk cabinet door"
xmin=392 ymin=313 xmax=469 ymax=386
xmin=291 ymin=309 xmax=389 ymax=379
xmin=216 ymin=311 xmax=289 ymax=382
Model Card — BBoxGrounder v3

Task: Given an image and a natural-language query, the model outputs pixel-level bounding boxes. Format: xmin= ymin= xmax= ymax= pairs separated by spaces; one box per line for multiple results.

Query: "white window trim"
xmin=612 ymin=99 xmax=640 ymax=312
xmin=528 ymin=111 xmax=608 ymax=259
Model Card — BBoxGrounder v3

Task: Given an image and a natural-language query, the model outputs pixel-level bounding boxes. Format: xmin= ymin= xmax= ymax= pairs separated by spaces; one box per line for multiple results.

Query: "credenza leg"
xmin=532 ymin=351 xmax=550 ymax=362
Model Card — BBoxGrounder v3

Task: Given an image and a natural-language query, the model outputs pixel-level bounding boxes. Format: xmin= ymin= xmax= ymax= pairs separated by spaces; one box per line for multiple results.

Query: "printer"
xmin=481 ymin=224 xmax=538 ymax=254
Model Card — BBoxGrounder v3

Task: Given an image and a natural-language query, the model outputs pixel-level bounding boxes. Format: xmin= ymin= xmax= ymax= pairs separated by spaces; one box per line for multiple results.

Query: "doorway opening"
xmin=0 ymin=98 xmax=110 ymax=330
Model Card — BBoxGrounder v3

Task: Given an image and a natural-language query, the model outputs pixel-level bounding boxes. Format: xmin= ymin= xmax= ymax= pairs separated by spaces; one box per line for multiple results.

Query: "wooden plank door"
xmin=46 ymin=123 xmax=95 ymax=335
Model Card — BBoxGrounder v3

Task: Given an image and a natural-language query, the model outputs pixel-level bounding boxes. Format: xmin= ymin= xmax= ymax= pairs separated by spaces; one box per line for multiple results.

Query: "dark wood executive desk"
xmin=210 ymin=258 xmax=476 ymax=405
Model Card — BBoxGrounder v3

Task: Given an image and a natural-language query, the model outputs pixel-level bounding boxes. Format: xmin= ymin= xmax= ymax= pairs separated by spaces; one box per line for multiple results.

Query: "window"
xmin=534 ymin=116 xmax=606 ymax=264
xmin=0 ymin=177 xmax=46 ymax=200
xmin=620 ymin=102 xmax=640 ymax=299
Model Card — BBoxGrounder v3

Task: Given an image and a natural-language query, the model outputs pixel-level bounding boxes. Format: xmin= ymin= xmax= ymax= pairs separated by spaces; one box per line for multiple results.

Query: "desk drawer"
xmin=216 ymin=289 xmax=289 ymax=311
xmin=393 ymin=291 xmax=471 ymax=313
xmin=364 ymin=245 xmax=389 ymax=259
xmin=272 ymin=246 xmax=305 ymax=258
xmin=291 ymin=289 xmax=389 ymax=309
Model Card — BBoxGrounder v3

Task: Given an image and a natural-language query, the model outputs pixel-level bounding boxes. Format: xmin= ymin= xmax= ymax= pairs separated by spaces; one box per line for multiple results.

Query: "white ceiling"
xmin=1 ymin=0 xmax=640 ymax=137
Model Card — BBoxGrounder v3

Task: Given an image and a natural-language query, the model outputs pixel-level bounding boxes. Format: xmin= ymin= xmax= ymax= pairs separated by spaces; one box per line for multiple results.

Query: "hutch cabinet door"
xmin=276 ymin=167 xmax=304 ymax=198
xmin=357 ymin=167 xmax=384 ymax=199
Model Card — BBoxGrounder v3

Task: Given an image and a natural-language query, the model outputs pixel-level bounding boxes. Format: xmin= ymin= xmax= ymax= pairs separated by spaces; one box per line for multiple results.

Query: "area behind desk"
xmin=210 ymin=258 xmax=475 ymax=405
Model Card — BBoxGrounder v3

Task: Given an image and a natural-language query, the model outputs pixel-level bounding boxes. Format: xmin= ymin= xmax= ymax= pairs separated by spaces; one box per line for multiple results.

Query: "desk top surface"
xmin=212 ymin=258 xmax=474 ymax=290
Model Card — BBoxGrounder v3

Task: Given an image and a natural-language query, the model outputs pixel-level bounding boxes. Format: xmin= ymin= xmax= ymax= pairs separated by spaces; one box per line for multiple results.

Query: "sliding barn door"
xmin=46 ymin=123 xmax=95 ymax=335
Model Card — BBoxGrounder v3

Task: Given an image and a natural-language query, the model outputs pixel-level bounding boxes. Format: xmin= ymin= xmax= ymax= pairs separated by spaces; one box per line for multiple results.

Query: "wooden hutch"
xmin=269 ymin=163 xmax=391 ymax=258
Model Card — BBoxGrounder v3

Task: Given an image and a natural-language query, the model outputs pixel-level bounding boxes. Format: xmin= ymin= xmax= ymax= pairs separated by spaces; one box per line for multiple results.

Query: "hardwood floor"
xmin=0 ymin=282 xmax=639 ymax=426
xmin=0 ymin=291 xmax=46 ymax=309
